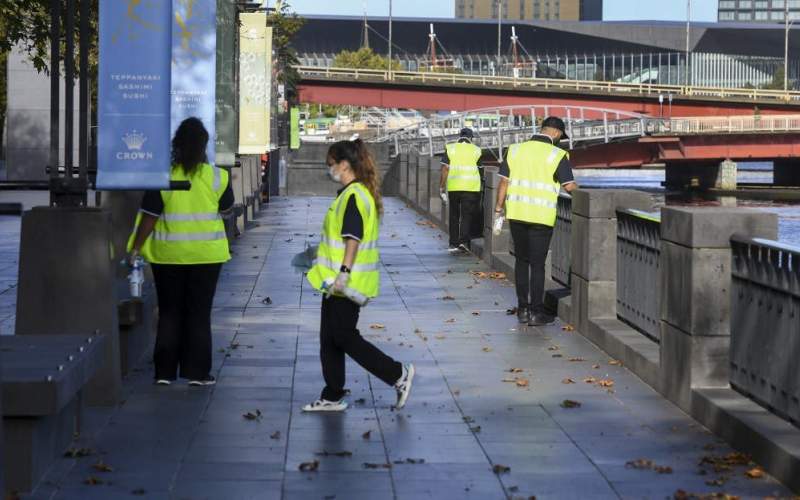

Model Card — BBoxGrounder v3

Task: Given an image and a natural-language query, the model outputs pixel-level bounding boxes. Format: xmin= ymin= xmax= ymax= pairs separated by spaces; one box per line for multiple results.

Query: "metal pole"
xmin=686 ymin=0 xmax=691 ymax=86
xmin=79 ymin=0 xmax=89 ymax=187
xmin=497 ymin=0 xmax=502 ymax=68
xmin=785 ymin=0 xmax=790 ymax=92
xmin=49 ymin=0 xmax=61 ymax=185
xmin=388 ymin=0 xmax=393 ymax=78
xmin=64 ymin=0 xmax=75 ymax=178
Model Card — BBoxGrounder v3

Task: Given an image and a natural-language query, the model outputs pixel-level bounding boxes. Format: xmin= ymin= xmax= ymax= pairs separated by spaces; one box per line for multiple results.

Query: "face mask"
xmin=328 ymin=165 xmax=341 ymax=182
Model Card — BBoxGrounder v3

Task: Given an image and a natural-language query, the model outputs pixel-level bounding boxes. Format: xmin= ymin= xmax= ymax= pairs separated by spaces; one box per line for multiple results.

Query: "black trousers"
xmin=151 ymin=263 xmax=222 ymax=380
xmin=320 ymin=296 xmax=403 ymax=401
xmin=448 ymin=191 xmax=480 ymax=247
xmin=510 ymin=221 xmax=553 ymax=315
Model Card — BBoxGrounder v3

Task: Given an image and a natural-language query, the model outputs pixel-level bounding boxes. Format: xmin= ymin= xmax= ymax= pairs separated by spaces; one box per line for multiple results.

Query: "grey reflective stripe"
xmin=335 ymin=184 xmax=373 ymax=219
xmin=448 ymin=165 xmax=478 ymax=172
xmin=161 ymin=212 xmax=222 ymax=222
xmin=152 ymin=231 xmax=227 ymax=241
xmin=212 ymin=166 xmax=221 ymax=192
xmin=313 ymin=256 xmax=380 ymax=273
xmin=509 ymin=179 xmax=560 ymax=194
xmin=342 ymin=286 xmax=369 ymax=305
xmin=321 ymin=237 xmax=378 ymax=250
xmin=505 ymin=195 xmax=557 ymax=209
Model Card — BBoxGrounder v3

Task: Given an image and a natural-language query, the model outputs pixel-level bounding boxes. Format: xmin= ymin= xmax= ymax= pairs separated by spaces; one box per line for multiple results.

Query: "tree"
xmin=333 ymin=47 xmax=401 ymax=71
xmin=267 ymin=1 xmax=305 ymax=104
xmin=761 ymin=67 xmax=786 ymax=91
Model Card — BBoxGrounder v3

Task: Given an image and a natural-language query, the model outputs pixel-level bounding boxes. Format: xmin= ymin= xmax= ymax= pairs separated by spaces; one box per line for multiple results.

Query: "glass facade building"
xmin=718 ymin=0 xmax=800 ymax=22
xmin=455 ymin=0 xmax=603 ymax=21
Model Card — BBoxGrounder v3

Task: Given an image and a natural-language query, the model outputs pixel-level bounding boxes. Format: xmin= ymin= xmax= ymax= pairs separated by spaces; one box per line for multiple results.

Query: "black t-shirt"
xmin=140 ymin=170 xmax=234 ymax=216
xmin=498 ymin=134 xmax=575 ymax=186
xmin=441 ymin=138 xmax=482 ymax=167
xmin=338 ymin=183 xmax=364 ymax=241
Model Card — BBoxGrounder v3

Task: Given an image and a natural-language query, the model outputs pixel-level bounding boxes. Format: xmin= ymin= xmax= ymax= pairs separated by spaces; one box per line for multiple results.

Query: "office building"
xmin=718 ymin=0 xmax=800 ymax=22
xmin=455 ymin=0 xmax=603 ymax=21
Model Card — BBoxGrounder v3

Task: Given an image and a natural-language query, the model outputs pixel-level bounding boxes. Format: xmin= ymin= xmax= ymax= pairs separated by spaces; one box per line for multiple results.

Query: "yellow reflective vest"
xmin=307 ymin=182 xmax=380 ymax=303
xmin=445 ymin=142 xmax=482 ymax=193
xmin=127 ymin=163 xmax=231 ymax=264
xmin=505 ymin=140 xmax=566 ymax=227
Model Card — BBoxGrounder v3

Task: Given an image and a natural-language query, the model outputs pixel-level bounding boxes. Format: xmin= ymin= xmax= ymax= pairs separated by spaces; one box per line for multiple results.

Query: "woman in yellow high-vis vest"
xmin=127 ymin=117 xmax=233 ymax=387
xmin=304 ymin=139 xmax=415 ymax=412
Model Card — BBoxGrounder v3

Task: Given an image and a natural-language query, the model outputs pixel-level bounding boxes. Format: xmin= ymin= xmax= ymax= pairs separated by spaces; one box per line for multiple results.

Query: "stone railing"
xmin=394 ymin=153 xmax=800 ymax=491
xmin=551 ymin=195 xmax=573 ymax=287
xmin=616 ymin=209 xmax=662 ymax=342
xmin=730 ymin=236 xmax=800 ymax=425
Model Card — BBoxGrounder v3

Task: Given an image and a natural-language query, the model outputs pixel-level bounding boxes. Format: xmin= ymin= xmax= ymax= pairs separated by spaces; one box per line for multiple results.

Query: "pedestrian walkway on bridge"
xmin=6 ymin=197 xmax=792 ymax=500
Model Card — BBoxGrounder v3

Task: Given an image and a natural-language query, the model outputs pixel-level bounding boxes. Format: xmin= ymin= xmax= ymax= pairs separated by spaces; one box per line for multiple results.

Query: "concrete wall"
xmin=5 ymin=45 xmax=80 ymax=182
xmin=285 ymin=142 xmax=396 ymax=196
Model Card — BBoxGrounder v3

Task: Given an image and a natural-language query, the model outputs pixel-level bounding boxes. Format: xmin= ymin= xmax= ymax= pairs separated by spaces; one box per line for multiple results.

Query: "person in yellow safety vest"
xmin=127 ymin=117 xmax=234 ymax=387
xmin=303 ymin=139 xmax=415 ymax=412
xmin=494 ymin=116 xmax=578 ymax=327
xmin=440 ymin=128 xmax=483 ymax=254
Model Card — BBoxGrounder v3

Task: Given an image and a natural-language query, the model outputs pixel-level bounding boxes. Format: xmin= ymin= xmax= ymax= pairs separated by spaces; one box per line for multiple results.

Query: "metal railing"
xmin=551 ymin=194 xmax=573 ymax=288
xmin=616 ymin=209 xmax=662 ymax=342
xmin=296 ymin=65 xmax=800 ymax=103
xmin=730 ymin=236 xmax=800 ymax=426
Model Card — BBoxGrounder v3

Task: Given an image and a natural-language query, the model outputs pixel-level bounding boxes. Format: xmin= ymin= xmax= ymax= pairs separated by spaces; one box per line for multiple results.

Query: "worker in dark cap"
xmin=494 ymin=116 xmax=578 ymax=326
xmin=439 ymin=127 xmax=483 ymax=254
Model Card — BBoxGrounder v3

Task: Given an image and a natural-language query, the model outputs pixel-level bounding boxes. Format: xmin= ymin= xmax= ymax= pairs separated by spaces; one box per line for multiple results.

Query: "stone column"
xmin=570 ymin=189 xmax=651 ymax=334
xmin=417 ymin=157 xmax=430 ymax=214
xmin=773 ymin=159 xmax=800 ymax=187
xmin=398 ymin=153 xmax=409 ymax=200
xmin=428 ymin=157 xmax=443 ymax=226
xmin=408 ymin=154 xmax=418 ymax=208
xmin=715 ymin=160 xmax=737 ymax=191
xmin=659 ymin=207 xmax=778 ymax=413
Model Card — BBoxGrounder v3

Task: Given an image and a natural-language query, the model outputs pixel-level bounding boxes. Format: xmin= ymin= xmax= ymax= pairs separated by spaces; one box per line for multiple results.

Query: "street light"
xmin=685 ymin=0 xmax=691 ymax=87
xmin=785 ymin=0 xmax=793 ymax=93
xmin=497 ymin=0 xmax=503 ymax=69
xmin=388 ymin=0 xmax=393 ymax=78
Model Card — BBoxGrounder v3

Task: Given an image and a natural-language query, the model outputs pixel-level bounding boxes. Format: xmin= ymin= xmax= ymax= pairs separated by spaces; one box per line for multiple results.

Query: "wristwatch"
xmin=340 ymin=265 xmax=351 ymax=273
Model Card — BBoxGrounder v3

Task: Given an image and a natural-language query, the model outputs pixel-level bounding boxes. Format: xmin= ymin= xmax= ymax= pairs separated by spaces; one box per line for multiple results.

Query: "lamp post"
xmin=497 ymin=0 xmax=502 ymax=69
xmin=388 ymin=0 xmax=393 ymax=78
xmin=785 ymin=0 xmax=791 ymax=93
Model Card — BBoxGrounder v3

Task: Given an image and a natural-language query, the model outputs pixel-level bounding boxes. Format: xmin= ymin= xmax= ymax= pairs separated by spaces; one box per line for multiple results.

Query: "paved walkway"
xmin=5 ymin=196 xmax=792 ymax=499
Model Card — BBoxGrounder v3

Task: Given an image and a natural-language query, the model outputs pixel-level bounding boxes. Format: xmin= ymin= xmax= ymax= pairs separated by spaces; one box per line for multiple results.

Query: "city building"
xmin=455 ymin=0 xmax=603 ymax=21
xmin=718 ymin=0 xmax=800 ymax=22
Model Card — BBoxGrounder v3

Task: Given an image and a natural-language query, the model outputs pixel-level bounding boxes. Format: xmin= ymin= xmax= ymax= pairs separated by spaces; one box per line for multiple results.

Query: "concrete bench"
xmin=1 ymin=333 xmax=107 ymax=493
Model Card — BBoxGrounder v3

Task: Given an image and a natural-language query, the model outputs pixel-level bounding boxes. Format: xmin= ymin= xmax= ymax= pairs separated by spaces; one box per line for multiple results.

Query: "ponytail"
xmin=327 ymin=139 xmax=384 ymax=217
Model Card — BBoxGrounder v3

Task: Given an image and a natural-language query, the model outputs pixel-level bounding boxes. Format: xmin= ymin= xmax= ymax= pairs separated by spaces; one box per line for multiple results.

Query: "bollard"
xmin=417 ymin=157 xmax=430 ymax=214
xmin=658 ymin=207 xmax=778 ymax=413
xmin=408 ymin=154 xmax=419 ymax=208
xmin=569 ymin=189 xmax=651 ymax=335
xmin=398 ymin=153 xmax=409 ymax=200
xmin=428 ymin=157 xmax=443 ymax=226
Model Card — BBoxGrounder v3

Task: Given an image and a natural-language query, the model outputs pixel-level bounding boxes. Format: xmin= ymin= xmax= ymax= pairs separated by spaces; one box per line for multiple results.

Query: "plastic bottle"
xmin=128 ymin=257 xmax=144 ymax=298
xmin=492 ymin=214 xmax=505 ymax=235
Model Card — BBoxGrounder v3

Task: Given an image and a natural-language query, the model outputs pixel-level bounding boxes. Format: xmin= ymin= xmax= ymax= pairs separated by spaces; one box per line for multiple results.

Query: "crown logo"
xmin=122 ymin=130 xmax=147 ymax=151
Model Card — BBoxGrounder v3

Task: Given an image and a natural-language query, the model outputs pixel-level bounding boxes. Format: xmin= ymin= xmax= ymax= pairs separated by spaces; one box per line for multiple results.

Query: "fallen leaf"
xmin=64 ymin=448 xmax=94 ymax=458
xmin=92 ymin=461 xmax=114 ymax=473
xmin=369 ymin=323 xmax=386 ymax=329
xmin=583 ymin=376 xmax=597 ymax=384
xmin=492 ymin=464 xmax=511 ymax=474
xmin=453 ymin=389 xmax=461 ymax=396
xmin=362 ymin=430 xmax=372 ymax=440
xmin=482 ymin=347 xmax=492 ymax=353
xmin=655 ymin=465 xmax=674 ymax=474
xmin=354 ymin=398 xmax=366 ymax=405
xmin=626 ymin=459 xmax=655 ymax=470
xmin=551 ymin=353 xmax=563 ymax=358
xmin=445 ymin=318 xmax=456 ymax=323
xmin=316 ymin=451 xmax=353 ymax=457
xmin=403 ymin=458 xmax=426 ymax=464
xmin=243 ymin=409 xmax=263 ymax=421
xmin=705 ymin=477 xmax=728 ymax=487
xmin=561 ymin=400 xmax=582 ymax=409
xmin=471 ymin=311 xmax=481 ymax=316
xmin=299 ymin=460 xmax=320 ymax=472
xmin=568 ymin=357 xmax=585 ymax=362
xmin=441 ymin=295 xmax=455 ymax=301
xmin=131 ymin=489 xmax=147 ymax=496
xmin=270 ymin=431 xmax=281 ymax=440
xmin=561 ymin=323 xmax=575 ymax=331
xmin=261 ymin=297 xmax=272 ymax=305
xmin=609 ymin=359 xmax=622 ymax=366
xmin=84 ymin=476 xmax=104 ymax=485
xmin=597 ymin=379 xmax=615 ymax=388
xmin=562 ymin=378 xmax=576 ymax=384
xmin=501 ymin=378 xmax=516 ymax=383
xmin=592 ymin=364 xmax=601 ymax=369
xmin=508 ymin=368 xmax=524 ymax=373
xmin=363 ymin=462 xmax=392 ymax=469
xmin=463 ymin=416 xmax=475 ymax=424
xmin=515 ymin=378 xmax=530 ymax=388
xmin=547 ymin=345 xmax=560 ymax=351
xmin=435 ymin=335 xmax=447 ymax=340
xmin=744 ymin=467 xmax=764 ymax=479
xmin=470 ymin=426 xmax=482 ymax=433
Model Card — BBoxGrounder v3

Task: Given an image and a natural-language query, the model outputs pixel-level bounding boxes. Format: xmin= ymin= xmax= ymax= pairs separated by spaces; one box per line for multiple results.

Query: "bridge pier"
xmin=665 ymin=160 xmax=738 ymax=191
xmin=773 ymin=160 xmax=800 ymax=187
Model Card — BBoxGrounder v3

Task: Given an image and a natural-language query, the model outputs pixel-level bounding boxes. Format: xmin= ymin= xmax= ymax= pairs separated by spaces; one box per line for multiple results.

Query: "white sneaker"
xmin=188 ymin=376 xmax=216 ymax=386
xmin=447 ymin=246 xmax=460 ymax=254
xmin=302 ymin=399 xmax=348 ymax=412
xmin=458 ymin=243 xmax=470 ymax=253
xmin=155 ymin=379 xmax=172 ymax=386
xmin=394 ymin=363 xmax=415 ymax=410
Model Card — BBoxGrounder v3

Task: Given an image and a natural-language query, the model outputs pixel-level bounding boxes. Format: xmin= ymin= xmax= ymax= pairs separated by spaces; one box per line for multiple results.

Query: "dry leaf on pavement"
xmin=441 ymin=295 xmax=455 ymax=301
xmin=744 ymin=467 xmax=765 ymax=479
xmin=270 ymin=431 xmax=281 ymax=440
xmin=597 ymin=379 xmax=615 ymax=388
xmin=568 ymin=357 xmax=585 ymax=362
xmin=562 ymin=378 xmax=576 ymax=384
xmin=482 ymin=347 xmax=492 ymax=352
xmin=445 ymin=318 xmax=456 ymax=323
xmin=92 ymin=461 xmax=114 ymax=473
xmin=609 ymin=359 xmax=622 ymax=366
xmin=508 ymin=368 xmax=524 ymax=373
xmin=363 ymin=462 xmax=392 ymax=469
xmin=362 ymin=430 xmax=372 ymax=440
xmin=561 ymin=399 xmax=582 ymax=408
xmin=561 ymin=324 xmax=575 ymax=331
xmin=369 ymin=323 xmax=386 ymax=329
xmin=547 ymin=345 xmax=560 ymax=351
xmin=299 ymin=460 xmax=320 ymax=472
xmin=83 ymin=476 xmax=104 ymax=486
xmin=493 ymin=464 xmax=511 ymax=474
xmin=243 ymin=409 xmax=263 ymax=421
xmin=583 ymin=376 xmax=598 ymax=384
xmin=515 ymin=378 xmax=530 ymax=387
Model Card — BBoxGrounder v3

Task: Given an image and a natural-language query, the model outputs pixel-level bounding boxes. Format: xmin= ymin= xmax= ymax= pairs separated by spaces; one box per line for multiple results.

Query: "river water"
xmin=574 ymin=165 xmax=800 ymax=248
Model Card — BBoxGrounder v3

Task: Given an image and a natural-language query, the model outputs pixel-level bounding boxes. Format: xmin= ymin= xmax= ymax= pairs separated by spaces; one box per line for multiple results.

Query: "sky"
xmin=281 ymin=0 xmax=720 ymax=22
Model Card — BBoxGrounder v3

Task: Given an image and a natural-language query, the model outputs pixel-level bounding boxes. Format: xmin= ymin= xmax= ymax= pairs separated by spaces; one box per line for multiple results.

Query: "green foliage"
xmin=761 ymin=67 xmax=786 ymax=91
xmin=333 ymin=47 xmax=400 ymax=71
xmin=268 ymin=1 xmax=305 ymax=102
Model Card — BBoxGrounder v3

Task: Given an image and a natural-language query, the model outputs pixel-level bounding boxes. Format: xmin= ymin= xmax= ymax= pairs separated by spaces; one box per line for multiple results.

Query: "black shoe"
xmin=529 ymin=313 xmax=555 ymax=326
xmin=517 ymin=307 xmax=530 ymax=324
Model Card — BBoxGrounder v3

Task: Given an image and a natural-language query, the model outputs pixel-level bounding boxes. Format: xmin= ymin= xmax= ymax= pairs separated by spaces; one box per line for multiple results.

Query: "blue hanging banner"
xmin=97 ymin=0 xmax=173 ymax=190
xmin=171 ymin=0 xmax=217 ymax=165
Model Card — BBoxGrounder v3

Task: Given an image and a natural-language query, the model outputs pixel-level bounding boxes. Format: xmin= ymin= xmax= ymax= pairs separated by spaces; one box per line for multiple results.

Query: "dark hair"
xmin=171 ymin=117 xmax=209 ymax=175
xmin=327 ymin=139 xmax=383 ymax=216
